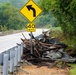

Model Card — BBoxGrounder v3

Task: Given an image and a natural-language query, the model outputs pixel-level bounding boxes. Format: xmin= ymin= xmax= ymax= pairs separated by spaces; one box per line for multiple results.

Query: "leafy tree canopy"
xmin=39 ymin=0 xmax=76 ymax=37
xmin=0 ymin=3 xmax=25 ymax=30
xmin=39 ymin=0 xmax=76 ymax=50
xmin=0 ymin=0 xmax=39 ymax=8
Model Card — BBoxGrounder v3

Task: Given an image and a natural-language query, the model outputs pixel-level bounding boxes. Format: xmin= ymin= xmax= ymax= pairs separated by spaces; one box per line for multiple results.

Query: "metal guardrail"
xmin=0 ymin=43 xmax=24 ymax=75
xmin=0 ymin=29 xmax=49 ymax=75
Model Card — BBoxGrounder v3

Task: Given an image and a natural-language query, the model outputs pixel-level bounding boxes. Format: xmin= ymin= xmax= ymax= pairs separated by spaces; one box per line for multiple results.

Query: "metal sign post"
xmin=30 ymin=32 xmax=33 ymax=55
xmin=26 ymin=23 xmax=36 ymax=56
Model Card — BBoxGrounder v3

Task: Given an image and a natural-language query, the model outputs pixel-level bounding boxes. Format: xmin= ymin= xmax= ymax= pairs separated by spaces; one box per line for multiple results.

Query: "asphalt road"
xmin=0 ymin=29 xmax=48 ymax=53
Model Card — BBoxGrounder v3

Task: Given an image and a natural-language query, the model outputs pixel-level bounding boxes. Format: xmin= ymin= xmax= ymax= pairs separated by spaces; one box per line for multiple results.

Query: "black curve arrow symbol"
xmin=26 ymin=5 xmax=36 ymax=17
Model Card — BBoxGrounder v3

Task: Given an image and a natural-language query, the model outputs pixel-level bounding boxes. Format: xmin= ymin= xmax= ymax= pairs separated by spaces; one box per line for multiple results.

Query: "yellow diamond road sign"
xmin=20 ymin=0 xmax=42 ymax=22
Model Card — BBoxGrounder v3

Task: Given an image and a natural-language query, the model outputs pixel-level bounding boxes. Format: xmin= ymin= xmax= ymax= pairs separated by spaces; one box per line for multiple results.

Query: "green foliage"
xmin=63 ymin=36 xmax=76 ymax=50
xmin=35 ymin=12 xmax=58 ymax=27
xmin=0 ymin=0 xmax=27 ymax=8
xmin=39 ymin=0 xmax=76 ymax=51
xmin=39 ymin=0 xmax=52 ymax=14
xmin=0 ymin=3 xmax=26 ymax=30
xmin=9 ymin=0 xmax=27 ymax=8
xmin=44 ymin=24 xmax=52 ymax=28
xmin=39 ymin=0 xmax=76 ymax=37
xmin=0 ymin=0 xmax=57 ymax=29
xmin=0 ymin=0 xmax=39 ymax=8
xmin=0 ymin=25 xmax=7 ymax=31
xmin=0 ymin=0 xmax=9 ymax=4
xmin=69 ymin=64 xmax=76 ymax=75
xmin=51 ymin=28 xmax=76 ymax=50
xmin=51 ymin=28 xmax=63 ymax=40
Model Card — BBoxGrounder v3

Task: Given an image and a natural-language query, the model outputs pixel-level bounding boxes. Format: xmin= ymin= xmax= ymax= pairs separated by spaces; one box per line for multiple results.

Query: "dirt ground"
xmin=18 ymin=65 xmax=69 ymax=75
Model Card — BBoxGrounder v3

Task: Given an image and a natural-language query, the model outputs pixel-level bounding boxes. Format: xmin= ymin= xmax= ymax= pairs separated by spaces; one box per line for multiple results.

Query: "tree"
xmin=39 ymin=0 xmax=76 ymax=38
xmin=0 ymin=0 xmax=39 ymax=8
xmin=0 ymin=3 xmax=26 ymax=30
xmin=35 ymin=12 xmax=58 ymax=27
xmin=0 ymin=25 xmax=7 ymax=31
xmin=39 ymin=0 xmax=76 ymax=50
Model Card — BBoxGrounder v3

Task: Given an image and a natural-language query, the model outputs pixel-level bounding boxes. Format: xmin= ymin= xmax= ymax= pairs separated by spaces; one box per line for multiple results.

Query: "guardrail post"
xmin=20 ymin=43 xmax=24 ymax=57
xmin=3 ymin=53 xmax=9 ymax=75
xmin=18 ymin=46 xmax=21 ymax=62
xmin=0 ymin=53 xmax=3 ymax=74
xmin=14 ymin=46 xmax=18 ymax=67
xmin=5 ymin=50 xmax=10 ymax=61
xmin=0 ymin=53 xmax=3 ymax=65
xmin=5 ymin=50 xmax=10 ymax=74
xmin=9 ymin=48 xmax=15 ymax=73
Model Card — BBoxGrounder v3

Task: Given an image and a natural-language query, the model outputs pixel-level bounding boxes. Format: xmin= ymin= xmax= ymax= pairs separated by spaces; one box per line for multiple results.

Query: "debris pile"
xmin=21 ymin=30 xmax=76 ymax=67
